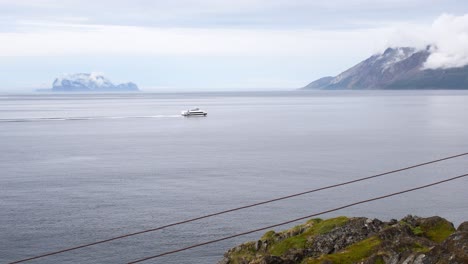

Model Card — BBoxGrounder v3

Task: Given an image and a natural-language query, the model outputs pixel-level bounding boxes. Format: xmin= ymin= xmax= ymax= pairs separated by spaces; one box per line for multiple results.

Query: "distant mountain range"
xmin=302 ymin=47 xmax=468 ymax=90
xmin=41 ymin=73 xmax=139 ymax=92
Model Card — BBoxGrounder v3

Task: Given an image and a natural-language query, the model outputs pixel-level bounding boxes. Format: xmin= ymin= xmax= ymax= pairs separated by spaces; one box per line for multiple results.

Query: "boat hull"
xmin=181 ymin=111 xmax=207 ymax=117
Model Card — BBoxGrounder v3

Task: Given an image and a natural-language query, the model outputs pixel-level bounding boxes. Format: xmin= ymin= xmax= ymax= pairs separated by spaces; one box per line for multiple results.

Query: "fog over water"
xmin=1 ymin=91 xmax=467 ymax=264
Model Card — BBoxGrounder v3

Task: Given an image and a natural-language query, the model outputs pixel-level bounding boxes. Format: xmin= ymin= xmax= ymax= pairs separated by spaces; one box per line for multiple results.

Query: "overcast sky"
xmin=1 ymin=0 xmax=467 ymax=92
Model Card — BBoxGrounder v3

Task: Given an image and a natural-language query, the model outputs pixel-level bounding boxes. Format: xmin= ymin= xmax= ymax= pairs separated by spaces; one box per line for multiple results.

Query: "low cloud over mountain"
xmin=302 ymin=46 xmax=468 ymax=90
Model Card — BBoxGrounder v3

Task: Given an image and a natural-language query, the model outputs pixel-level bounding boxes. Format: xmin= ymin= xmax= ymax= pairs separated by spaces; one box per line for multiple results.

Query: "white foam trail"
xmin=0 ymin=115 xmax=182 ymax=122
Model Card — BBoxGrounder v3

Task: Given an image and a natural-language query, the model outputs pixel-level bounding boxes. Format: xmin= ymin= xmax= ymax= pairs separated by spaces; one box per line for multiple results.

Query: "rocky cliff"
xmin=302 ymin=47 xmax=468 ymax=90
xmin=218 ymin=215 xmax=467 ymax=264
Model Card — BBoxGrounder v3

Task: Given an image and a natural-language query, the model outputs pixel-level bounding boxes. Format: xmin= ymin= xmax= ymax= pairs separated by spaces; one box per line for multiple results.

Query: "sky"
xmin=0 ymin=0 xmax=467 ymax=92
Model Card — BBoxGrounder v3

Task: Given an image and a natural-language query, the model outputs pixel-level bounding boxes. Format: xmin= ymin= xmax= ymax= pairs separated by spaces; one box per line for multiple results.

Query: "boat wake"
xmin=0 ymin=115 xmax=182 ymax=123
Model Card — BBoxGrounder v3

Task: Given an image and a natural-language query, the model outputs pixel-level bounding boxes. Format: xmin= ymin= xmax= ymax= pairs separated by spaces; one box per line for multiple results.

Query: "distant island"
xmin=302 ymin=47 xmax=468 ymax=90
xmin=219 ymin=215 xmax=467 ymax=264
xmin=38 ymin=73 xmax=139 ymax=92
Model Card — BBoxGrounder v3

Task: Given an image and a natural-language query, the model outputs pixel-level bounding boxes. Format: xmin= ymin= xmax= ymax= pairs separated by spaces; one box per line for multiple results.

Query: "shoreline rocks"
xmin=218 ymin=215 xmax=467 ymax=264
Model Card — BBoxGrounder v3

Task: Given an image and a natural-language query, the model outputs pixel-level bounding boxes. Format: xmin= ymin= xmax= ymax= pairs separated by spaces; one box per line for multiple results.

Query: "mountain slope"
xmin=302 ymin=47 xmax=468 ymax=90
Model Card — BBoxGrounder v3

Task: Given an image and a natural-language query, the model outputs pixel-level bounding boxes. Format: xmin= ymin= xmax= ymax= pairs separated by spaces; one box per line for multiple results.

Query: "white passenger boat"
xmin=181 ymin=108 xmax=207 ymax=117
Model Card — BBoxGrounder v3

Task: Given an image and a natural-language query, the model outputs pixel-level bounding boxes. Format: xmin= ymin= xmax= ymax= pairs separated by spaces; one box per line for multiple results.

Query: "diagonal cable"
xmin=128 ymin=173 xmax=468 ymax=263
xmin=9 ymin=152 xmax=467 ymax=264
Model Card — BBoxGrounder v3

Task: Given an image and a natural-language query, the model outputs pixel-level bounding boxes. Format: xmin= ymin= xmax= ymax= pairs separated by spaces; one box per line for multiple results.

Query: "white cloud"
xmin=423 ymin=14 xmax=468 ymax=69
xmin=385 ymin=13 xmax=468 ymax=69
xmin=2 ymin=0 xmax=458 ymax=31
xmin=2 ymin=10 xmax=467 ymax=75
xmin=0 ymin=21 xmax=391 ymax=57
xmin=0 ymin=0 xmax=432 ymax=13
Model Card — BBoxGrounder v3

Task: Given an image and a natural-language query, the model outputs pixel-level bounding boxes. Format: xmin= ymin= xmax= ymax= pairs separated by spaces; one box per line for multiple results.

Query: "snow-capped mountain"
xmin=52 ymin=73 xmax=139 ymax=92
xmin=302 ymin=47 xmax=468 ymax=90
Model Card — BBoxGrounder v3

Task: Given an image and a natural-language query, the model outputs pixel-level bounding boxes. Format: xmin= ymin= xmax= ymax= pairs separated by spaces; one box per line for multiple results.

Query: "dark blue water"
xmin=1 ymin=91 xmax=467 ymax=264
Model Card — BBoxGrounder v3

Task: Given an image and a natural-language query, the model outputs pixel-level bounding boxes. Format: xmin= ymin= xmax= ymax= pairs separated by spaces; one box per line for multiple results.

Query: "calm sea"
xmin=1 ymin=91 xmax=467 ymax=264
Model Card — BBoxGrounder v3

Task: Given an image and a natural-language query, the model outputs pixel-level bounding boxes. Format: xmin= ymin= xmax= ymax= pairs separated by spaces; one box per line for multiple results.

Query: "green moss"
xmin=411 ymin=226 xmax=424 ymax=236
xmin=401 ymin=217 xmax=455 ymax=243
xmin=228 ymin=252 xmax=255 ymax=264
xmin=396 ymin=242 xmax=430 ymax=254
xmin=304 ymin=236 xmax=381 ymax=264
xmin=421 ymin=220 xmax=455 ymax=243
xmin=412 ymin=242 xmax=430 ymax=253
xmin=261 ymin=230 xmax=276 ymax=240
xmin=290 ymin=224 xmax=306 ymax=235
xmin=270 ymin=235 xmax=308 ymax=256
xmin=314 ymin=216 xmax=349 ymax=235
xmin=269 ymin=217 xmax=349 ymax=256
xmin=306 ymin=218 xmax=323 ymax=225
xmin=227 ymin=242 xmax=257 ymax=264
xmin=374 ymin=255 xmax=385 ymax=264
xmin=226 ymin=217 xmax=350 ymax=262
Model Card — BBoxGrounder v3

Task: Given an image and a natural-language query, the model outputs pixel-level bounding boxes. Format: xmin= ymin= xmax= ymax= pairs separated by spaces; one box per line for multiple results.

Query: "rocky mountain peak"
xmin=52 ymin=73 xmax=139 ymax=92
xmin=302 ymin=46 xmax=468 ymax=90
